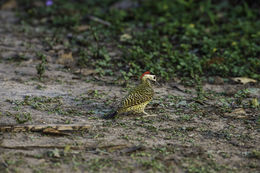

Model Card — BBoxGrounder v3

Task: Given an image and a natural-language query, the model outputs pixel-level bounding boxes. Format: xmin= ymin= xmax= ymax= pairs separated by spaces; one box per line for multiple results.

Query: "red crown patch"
xmin=140 ymin=71 xmax=150 ymax=79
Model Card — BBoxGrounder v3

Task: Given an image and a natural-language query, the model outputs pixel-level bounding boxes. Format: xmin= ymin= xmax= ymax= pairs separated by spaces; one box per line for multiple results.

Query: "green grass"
xmin=17 ymin=0 xmax=260 ymax=80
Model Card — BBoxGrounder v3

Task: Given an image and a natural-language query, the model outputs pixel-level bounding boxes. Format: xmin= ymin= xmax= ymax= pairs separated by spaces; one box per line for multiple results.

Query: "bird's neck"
xmin=141 ymin=79 xmax=151 ymax=87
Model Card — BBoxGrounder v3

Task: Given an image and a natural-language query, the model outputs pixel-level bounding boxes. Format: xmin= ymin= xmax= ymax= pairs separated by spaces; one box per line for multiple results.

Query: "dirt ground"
xmin=0 ymin=10 xmax=260 ymax=173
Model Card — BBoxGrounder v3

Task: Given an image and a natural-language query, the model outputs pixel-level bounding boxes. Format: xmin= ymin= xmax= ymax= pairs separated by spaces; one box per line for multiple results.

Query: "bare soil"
xmin=0 ymin=10 xmax=259 ymax=173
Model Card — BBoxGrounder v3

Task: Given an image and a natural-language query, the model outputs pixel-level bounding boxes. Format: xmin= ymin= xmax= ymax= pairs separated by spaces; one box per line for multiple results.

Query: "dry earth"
xmin=0 ymin=10 xmax=260 ymax=173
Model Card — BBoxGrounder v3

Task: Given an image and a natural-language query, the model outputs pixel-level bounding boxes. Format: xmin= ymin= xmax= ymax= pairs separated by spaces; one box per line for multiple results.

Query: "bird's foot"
xmin=142 ymin=114 xmax=157 ymax=118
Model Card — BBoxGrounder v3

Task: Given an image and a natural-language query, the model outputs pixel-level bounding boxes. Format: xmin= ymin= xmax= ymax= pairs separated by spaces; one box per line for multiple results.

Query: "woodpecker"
xmin=105 ymin=71 xmax=156 ymax=119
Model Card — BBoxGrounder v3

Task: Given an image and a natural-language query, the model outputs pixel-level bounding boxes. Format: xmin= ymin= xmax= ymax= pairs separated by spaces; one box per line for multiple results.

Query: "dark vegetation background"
xmin=11 ymin=0 xmax=260 ymax=81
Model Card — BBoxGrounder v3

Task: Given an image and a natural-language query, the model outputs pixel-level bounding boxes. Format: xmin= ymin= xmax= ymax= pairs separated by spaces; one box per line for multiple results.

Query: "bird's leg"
xmin=143 ymin=111 xmax=149 ymax=115
xmin=142 ymin=110 xmax=156 ymax=117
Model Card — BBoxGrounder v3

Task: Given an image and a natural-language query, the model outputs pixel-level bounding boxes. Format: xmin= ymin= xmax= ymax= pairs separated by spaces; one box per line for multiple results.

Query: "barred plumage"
xmin=105 ymin=72 xmax=156 ymax=119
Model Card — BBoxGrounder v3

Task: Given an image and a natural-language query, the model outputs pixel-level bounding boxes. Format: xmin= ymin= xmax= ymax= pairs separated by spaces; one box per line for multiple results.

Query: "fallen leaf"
xmin=53 ymin=45 xmax=64 ymax=50
xmin=232 ymin=77 xmax=257 ymax=84
xmin=224 ymin=86 xmax=238 ymax=96
xmin=224 ymin=108 xmax=247 ymax=119
xmin=75 ymin=25 xmax=90 ymax=32
xmin=213 ymin=76 xmax=224 ymax=84
xmin=232 ymin=108 xmax=246 ymax=115
xmin=206 ymin=57 xmax=224 ymax=66
xmin=20 ymin=59 xmax=33 ymax=66
xmin=74 ymin=68 xmax=97 ymax=76
xmin=56 ymin=52 xmax=74 ymax=67
xmin=1 ymin=0 xmax=17 ymax=10
xmin=120 ymin=33 xmax=132 ymax=42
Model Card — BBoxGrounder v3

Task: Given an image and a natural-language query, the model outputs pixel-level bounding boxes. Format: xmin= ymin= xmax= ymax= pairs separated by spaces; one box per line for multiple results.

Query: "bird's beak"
xmin=154 ymin=80 xmax=160 ymax=85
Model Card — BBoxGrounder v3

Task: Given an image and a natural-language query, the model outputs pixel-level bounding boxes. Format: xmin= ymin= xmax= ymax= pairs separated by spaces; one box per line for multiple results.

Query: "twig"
xmin=0 ymin=124 xmax=92 ymax=133
xmin=87 ymin=15 xmax=111 ymax=26
xmin=120 ymin=145 xmax=144 ymax=154
xmin=0 ymin=144 xmax=128 ymax=151
xmin=171 ymin=84 xmax=187 ymax=93
xmin=0 ymin=145 xmax=83 ymax=150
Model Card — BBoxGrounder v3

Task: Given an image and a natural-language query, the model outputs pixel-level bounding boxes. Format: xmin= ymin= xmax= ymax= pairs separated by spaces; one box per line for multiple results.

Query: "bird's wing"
xmin=119 ymin=84 xmax=154 ymax=109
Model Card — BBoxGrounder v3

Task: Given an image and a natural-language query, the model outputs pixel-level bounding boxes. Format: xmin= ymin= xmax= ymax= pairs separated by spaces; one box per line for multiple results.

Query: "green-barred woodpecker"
xmin=105 ymin=71 xmax=156 ymax=119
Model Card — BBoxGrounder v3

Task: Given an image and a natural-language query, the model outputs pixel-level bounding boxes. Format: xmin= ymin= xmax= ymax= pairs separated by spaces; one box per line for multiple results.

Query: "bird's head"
xmin=140 ymin=71 xmax=156 ymax=82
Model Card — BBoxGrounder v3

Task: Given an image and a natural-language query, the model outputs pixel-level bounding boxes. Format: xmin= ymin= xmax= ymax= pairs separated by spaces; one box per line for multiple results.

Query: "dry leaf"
xmin=232 ymin=77 xmax=257 ymax=84
xmin=83 ymin=69 xmax=96 ymax=76
xmin=56 ymin=52 xmax=74 ymax=67
xmin=224 ymin=86 xmax=237 ymax=96
xmin=206 ymin=57 xmax=224 ymax=66
xmin=224 ymin=108 xmax=247 ymax=119
xmin=232 ymin=108 xmax=246 ymax=115
xmin=213 ymin=76 xmax=224 ymax=84
xmin=74 ymin=69 xmax=97 ymax=76
xmin=120 ymin=33 xmax=132 ymax=42
xmin=43 ymin=128 xmax=68 ymax=136
xmin=1 ymin=0 xmax=17 ymax=10
xmin=75 ymin=25 xmax=90 ymax=32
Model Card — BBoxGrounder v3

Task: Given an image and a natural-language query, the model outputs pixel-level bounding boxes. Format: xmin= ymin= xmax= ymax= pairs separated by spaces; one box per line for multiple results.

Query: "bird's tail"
xmin=103 ymin=111 xmax=117 ymax=119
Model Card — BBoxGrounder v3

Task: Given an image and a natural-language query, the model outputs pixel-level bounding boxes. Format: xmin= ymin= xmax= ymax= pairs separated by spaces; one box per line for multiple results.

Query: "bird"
xmin=104 ymin=71 xmax=156 ymax=119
